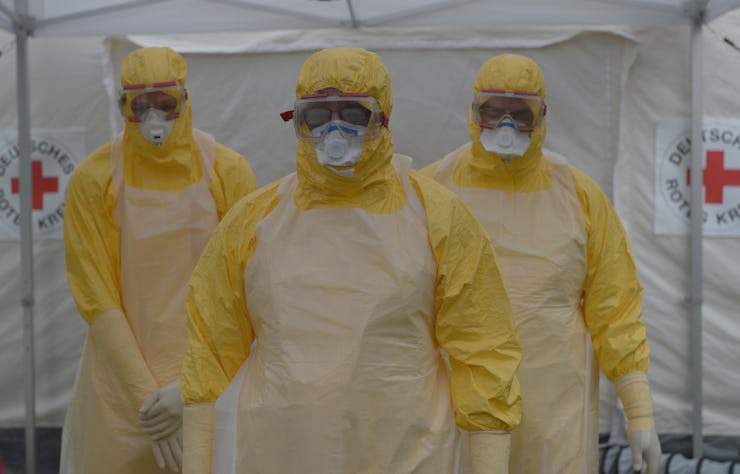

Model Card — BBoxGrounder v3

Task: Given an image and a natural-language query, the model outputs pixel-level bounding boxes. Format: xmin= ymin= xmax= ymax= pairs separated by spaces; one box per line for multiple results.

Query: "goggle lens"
xmin=473 ymin=90 xmax=544 ymax=131
xmin=302 ymin=103 xmax=372 ymax=129
xmin=119 ymin=84 xmax=186 ymax=122
xmin=130 ymin=93 xmax=180 ymax=118
xmin=288 ymin=94 xmax=384 ymax=142
xmin=478 ymin=104 xmax=535 ymax=128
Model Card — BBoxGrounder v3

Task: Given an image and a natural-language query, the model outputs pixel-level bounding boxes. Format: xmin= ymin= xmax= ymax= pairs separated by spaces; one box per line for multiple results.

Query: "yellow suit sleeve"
xmin=469 ymin=431 xmax=511 ymax=474
xmin=411 ymin=172 xmax=522 ymax=432
xmin=183 ymin=403 xmax=215 ymax=474
xmin=182 ymin=182 xmax=281 ymax=405
xmin=64 ymin=144 xmax=122 ymax=323
xmin=89 ymin=308 xmax=159 ymax=402
xmin=615 ymin=372 xmax=655 ymax=432
xmin=210 ymin=143 xmax=257 ymax=219
xmin=571 ymin=166 xmax=649 ymax=381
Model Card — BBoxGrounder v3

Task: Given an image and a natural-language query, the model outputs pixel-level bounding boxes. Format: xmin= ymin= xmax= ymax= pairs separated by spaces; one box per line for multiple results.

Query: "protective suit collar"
xmin=468 ymin=136 xmax=545 ymax=178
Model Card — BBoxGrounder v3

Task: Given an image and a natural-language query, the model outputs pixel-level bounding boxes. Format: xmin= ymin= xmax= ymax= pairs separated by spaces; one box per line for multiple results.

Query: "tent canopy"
xmin=1 ymin=0 xmax=740 ymax=36
xmin=2 ymin=0 xmax=740 ymax=471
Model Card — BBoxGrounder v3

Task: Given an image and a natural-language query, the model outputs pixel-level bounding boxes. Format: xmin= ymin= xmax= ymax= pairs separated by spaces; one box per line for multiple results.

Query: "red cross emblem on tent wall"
xmin=0 ymin=133 xmax=79 ymax=240
xmin=10 ymin=160 xmax=59 ymax=210
xmin=656 ymin=120 xmax=740 ymax=235
xmin=686 ymin=150 xmax=740 ymax=204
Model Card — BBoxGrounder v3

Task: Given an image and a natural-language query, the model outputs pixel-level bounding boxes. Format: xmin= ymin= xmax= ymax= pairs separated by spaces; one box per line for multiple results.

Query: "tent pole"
xmin=346 ymin=0 xmax=358 ymax=28
xmin=14 ymin=0 xmax=36 ymax=473
xmin=689 ymin=11 xmax=703 ymax=461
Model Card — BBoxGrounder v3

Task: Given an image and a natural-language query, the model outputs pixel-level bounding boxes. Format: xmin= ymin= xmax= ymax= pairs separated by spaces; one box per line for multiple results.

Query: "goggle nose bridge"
xmin=496 ymin=117 xmax=517 ymax=128
xmin=316 ymin=121 xmax=363 ymax=138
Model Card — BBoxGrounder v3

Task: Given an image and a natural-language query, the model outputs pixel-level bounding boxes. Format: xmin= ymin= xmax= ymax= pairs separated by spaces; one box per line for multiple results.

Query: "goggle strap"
xmin=379 ymin=112 xmax=389 ymax=128
xmin=122 ymin=81 xmax=179 ymax=91
xmin=299 ymin=92 xmax=371 ymax=99
xmin=479 ymin=88 xmax=540 ymax=98
xmin=280 ymin=110 xmax=294 ymax=122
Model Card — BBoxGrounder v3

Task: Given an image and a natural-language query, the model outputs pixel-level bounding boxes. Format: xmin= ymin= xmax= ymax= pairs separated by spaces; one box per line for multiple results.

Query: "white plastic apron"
xmin=60 ymin=130 xmax=218 ymax=473
xmin=436 ymin=150 xmax=599 ymax=474
xmin=213 ymin=156 xmax=459 ymax=474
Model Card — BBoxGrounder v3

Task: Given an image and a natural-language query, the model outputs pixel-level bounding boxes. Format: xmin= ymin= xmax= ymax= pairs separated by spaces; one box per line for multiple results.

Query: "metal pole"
xmin=345 ymin=0 xmax=358 ymax=28
xmin=14 ymin=0 xmax=35 ymax=472
xmin=689 ymin=11 xmax=704 ymax=461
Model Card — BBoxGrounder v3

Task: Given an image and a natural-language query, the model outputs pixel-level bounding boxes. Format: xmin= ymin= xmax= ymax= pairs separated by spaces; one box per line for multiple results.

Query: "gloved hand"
xmin=615 ymin=372 xmax=662 ymax=473
xmin=139 ymin=383 xmax=184 ymax=441
xmin=151 ymin=426 xmax=183 ymax=472
xmin=469 ymin=430 xmax=510 ymax=474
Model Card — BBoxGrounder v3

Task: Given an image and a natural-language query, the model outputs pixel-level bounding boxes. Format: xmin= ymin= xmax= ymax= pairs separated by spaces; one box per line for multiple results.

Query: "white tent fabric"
xmin=11 ymin=0 xmax=729 ymax=36
xmin=1 ymin=0 xmax=739 ymax=468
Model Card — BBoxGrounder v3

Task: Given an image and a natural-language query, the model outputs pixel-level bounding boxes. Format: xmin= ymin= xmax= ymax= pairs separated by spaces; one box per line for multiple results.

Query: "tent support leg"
xmin=689 ymin=11 xmax=704 ymax=461
xmin=14 ymin=0 xmax=36 ymax=472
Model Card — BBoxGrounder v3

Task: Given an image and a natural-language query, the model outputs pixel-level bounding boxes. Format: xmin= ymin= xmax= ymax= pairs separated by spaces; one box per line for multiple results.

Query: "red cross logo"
xmin=686 ymin=150 xmax=740 ymax=204
xmin=10 ymin=160 xmax=59 ymax=210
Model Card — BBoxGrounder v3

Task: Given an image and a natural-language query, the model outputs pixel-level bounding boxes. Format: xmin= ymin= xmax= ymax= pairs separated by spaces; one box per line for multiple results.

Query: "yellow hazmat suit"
xmin=61 ymin=47 xmax=256 ymax=473
xmin=181 ymin=47 xmax=522 ymax=474
xmin=422 ymin=54 xmax=658 ymax=473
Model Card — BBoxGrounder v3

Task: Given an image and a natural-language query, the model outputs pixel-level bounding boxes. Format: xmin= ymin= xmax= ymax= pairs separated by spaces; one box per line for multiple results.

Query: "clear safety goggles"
xmin=472 ymin=89 xmax=546 ymax=132
xmin=281 ymin=93 xmax=387 ymax=142
xmin=118 ymin=81 xmax=187 ymax=122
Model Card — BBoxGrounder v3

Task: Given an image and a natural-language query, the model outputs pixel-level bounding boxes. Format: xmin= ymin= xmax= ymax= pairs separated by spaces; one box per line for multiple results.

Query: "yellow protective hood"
xmin=463 ymin=54 xmax=549 ymax=190
xmin=120 ymin=47 xmax=199 ymax=190
xmin=294 ymin=48 xmax=401 ymax=212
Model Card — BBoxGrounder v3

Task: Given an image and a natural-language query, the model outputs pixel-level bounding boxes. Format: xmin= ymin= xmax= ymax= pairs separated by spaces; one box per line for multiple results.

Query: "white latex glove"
xmin=627 ymin=429 xmax=661 ymax=473
xmin=140 ymin=383 xmax=183 ymax=441
xmin=615 ymin=372 xmax=662 ymax=473
xmin=469 ymin=430 xmax=510 ymax=474
xmin=151 ymin=426 xmax=183 ymax=472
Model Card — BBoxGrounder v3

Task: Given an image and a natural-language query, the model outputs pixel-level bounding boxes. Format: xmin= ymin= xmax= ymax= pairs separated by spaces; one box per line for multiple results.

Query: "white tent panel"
xmin=123 ymin=26 xmax=630 ymax=53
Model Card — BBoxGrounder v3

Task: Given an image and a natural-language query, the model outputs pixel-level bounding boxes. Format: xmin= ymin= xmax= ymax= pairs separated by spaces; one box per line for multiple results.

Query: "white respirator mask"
xmin=480 ymin=120 xmax=531 ymax=163
xmin=311 ymin=121 xmax=366 ymax=176
xmin=137 ymin=109 xmax=176 ymax=146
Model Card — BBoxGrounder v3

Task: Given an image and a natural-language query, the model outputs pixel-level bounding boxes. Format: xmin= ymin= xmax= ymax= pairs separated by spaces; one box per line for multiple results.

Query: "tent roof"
xmin=1 ymin=0 xmax=739 ymax=37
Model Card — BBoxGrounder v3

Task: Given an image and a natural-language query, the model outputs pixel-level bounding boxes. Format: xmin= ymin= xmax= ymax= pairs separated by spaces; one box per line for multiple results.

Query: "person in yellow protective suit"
xmin=180 ymin=47 xmax=522 ymax=474
xmin=60 ymin=46 xmax=256 ymax=474
xmin=421 ymin=53 xmax=662 ymax=474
